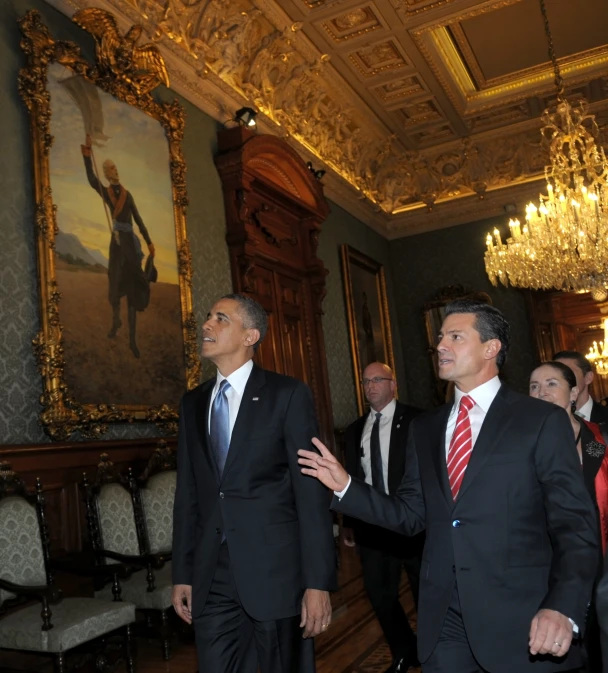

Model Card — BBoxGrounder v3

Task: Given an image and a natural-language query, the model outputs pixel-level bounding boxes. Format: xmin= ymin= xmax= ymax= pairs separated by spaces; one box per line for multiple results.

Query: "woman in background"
xmin=530 ymin=360 xmax=608 ymax=672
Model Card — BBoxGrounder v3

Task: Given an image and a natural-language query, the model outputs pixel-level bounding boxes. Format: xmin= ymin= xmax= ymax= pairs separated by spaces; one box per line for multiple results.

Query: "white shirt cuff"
xmin=569 ymin=618 xmax=579 ymax=634
xmin=334 ymin=475 xmax=352 ymax=500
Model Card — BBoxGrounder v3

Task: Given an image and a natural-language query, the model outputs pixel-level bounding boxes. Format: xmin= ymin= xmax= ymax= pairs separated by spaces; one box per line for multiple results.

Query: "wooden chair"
xmin=0 ymin=462 xmax=136 ymax=673
xmin=83 ymin=449 xmax=174 ymax=659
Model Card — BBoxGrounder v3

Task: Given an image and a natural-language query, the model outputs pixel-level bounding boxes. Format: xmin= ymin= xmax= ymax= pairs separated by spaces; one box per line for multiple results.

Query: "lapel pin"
xmin=397 ymin=424 xmax=401 ymax=428
xmin=252 ymin=397 xmax=259 ymax=401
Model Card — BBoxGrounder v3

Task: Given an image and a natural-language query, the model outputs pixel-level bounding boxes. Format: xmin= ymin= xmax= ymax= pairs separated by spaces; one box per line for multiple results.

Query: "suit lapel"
xmin=387 ymin=403 xmax=405 ymax=494
xmin=455 ymin=384 xmax=513 ymax=503
xmin=221 ymin=365 xmax=267 ymax=482
xmin=194 ymin=380 xmax=218 ymax=483
xmin=354 ymin=415 xmax=367 ymax=481
xmin=429 ymin=403 xmax=453 ymax=507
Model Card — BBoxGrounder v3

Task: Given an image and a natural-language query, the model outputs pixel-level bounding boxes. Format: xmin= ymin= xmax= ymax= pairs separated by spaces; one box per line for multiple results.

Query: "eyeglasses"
xmin=362 ymin=377 xmax=393 ymax=387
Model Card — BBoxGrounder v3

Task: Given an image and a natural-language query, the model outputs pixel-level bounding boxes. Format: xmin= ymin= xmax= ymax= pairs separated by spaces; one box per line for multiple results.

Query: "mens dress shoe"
xmin=389 ymin=653 xmax=420 ymax=672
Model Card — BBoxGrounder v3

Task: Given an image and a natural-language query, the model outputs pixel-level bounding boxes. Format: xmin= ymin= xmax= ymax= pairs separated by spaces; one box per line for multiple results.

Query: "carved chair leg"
xmin=124 ymin=624 xmax=135 ymax=673
xmin=160 ymin=609 xmax=172 ymax=660
xmin=54 ymin=652 xmax=66 ymax=673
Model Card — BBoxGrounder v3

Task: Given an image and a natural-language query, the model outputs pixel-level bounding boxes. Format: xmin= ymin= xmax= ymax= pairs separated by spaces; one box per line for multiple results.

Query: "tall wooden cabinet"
xmin=215 ymin=127 xmax=334 ymax=443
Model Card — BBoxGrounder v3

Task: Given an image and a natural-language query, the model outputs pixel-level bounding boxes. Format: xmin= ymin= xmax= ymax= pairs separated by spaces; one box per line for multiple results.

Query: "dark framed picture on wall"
xmin=340 ymin=245 xmax=397 ymax=415
xmin=19 ymin=9 xmax=200 ymax=440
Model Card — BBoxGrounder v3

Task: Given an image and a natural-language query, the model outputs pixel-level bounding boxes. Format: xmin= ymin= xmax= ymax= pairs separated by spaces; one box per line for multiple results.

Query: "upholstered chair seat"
xmin=0 ymin=597 xmax=135 ymax=653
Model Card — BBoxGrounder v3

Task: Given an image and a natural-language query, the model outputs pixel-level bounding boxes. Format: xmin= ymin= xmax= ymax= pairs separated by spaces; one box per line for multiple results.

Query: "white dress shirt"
xmin=207 ymin=359 xmax=254 ymax=438
xmin=577 ymin=396 xmax=593 ymax=422
xmin=445 ymin=376 xmax=502 ymax=455
xmin=360 ymin=398 xmax=396 ymax=492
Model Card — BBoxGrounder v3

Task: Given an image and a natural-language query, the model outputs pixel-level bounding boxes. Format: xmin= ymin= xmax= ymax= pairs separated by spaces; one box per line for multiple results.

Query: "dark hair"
xmin=535 ymin=361 xmax=578 ymax=390
xmin=552 ymin=350 xmax=593 ymax=375
xmin=221 ymin=293 xmax=268 ymax=351
xmin=443 ymin=299 xmax=510 ymax=369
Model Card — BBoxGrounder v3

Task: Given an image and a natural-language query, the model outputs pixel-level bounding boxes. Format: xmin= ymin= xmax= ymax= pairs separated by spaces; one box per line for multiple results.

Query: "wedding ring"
xmin=554 ymin=641 xmax=561 ymax=648
xmin=322 ymin=623 xmax=328 ymax=629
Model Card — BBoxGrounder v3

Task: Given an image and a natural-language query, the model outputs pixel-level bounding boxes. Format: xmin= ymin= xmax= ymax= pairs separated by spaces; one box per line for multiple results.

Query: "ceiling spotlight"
xmin=306 ymin=161 xmax=326 ymax=181
xmin=234 ymin=107 xmax=257 ymax=127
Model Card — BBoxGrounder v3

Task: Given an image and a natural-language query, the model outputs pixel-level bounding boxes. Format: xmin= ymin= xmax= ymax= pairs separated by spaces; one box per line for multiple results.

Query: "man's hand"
xmin=341 ymin=526 xmax=355 ymax=548
xmin=172 ymin=584 xmax=192 ymax=624
xmin=529 ymin=608 xmax=573 ymax=658
xmin=300 ymin=588 xmax=331 ymax=638
xmin=298 ymin=438 xmax=349 ymax=492
xmin=148 ymin=242 xmax=156 ymax=257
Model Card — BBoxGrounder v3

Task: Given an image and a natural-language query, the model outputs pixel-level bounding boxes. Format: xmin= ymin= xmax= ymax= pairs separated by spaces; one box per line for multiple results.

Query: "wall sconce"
xmin=306 ymin=161 xmax=326 ymax=181
xmin=234 ymin=107 xmax=257 ymax=128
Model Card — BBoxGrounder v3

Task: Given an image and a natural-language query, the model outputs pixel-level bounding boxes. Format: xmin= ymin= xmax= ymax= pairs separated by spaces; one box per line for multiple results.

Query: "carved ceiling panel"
xmin=46 ymin=0 xmax=608 ymax=238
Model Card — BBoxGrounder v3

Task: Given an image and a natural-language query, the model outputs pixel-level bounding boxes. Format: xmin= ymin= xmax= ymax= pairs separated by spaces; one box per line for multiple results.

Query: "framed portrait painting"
xmin=340 ymin=245 xmax=397 ymax=415
xmin=19 ymin=10 xmax=199 ymax=439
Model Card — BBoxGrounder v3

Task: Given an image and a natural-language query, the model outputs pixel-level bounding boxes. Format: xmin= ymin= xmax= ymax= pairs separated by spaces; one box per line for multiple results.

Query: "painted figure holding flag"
xmin=81 ymin=133 xmax=155 ymax=358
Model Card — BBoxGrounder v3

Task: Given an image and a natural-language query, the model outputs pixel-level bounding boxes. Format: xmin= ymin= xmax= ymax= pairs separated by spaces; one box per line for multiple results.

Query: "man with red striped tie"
xmin=299 ymin=299 xmax=598 ymax=673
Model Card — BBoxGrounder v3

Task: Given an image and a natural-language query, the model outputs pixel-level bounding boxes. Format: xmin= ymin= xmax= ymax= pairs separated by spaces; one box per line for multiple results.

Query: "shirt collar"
xmin=578 ymin=396 xmax=594 ymax=421
xmin=215 ymin=359 xmax=254 ymax=397
xmin=369 ymin=397 xmax=396 ymax=421
xmin=454 ymin=376 xmax=501 ymax=413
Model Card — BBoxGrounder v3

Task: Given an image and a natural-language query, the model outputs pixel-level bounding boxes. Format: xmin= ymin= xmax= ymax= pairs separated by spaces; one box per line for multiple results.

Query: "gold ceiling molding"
xmin=413 ymin=4 xmax=608 ymax=115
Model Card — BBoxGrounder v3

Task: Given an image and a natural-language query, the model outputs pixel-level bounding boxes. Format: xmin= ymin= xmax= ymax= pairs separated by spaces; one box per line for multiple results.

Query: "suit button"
xmin=452 ymin=519 xmax=461 ymax=528
xmin=219 ymin=492 xmax=224 ymax=499
xmin=215 ymin=528 xmax=221 ymax=535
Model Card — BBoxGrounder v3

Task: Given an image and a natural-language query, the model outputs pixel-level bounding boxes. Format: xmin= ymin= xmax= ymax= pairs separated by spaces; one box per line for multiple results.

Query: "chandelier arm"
xmin=539 ymin=0 xmax=564 ymax=100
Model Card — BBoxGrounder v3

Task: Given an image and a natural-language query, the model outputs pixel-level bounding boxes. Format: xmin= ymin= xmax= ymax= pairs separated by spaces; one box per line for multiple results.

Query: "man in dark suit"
xmin=172 ymin=293 xmax=336 ymax=673
xmin=342 ymin=361 xmax=422 ymax=673
xmin=554 ymin=350 xmax=608 ymax=425
xmin=299 ymin=299 xmax=598 ymax=673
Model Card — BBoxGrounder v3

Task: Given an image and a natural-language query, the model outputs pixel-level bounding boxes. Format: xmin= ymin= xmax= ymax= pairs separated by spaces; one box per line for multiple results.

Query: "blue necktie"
xmin=210 ymin=379 xmax=231 ymax=477
xmin=370 ymin=412 xmax=385 ymax=493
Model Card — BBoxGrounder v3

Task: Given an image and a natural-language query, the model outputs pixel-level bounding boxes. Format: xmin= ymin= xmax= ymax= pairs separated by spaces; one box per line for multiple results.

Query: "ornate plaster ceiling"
xmin=47 ymin=0 xmax=608 ymax=238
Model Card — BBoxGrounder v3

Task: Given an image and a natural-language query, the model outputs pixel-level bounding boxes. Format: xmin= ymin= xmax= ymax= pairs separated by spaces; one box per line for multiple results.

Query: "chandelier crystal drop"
xmin=586 ymin=319 xmax=608 ymax=377
xmin=484 ymin=0 xmax=608 ymax=292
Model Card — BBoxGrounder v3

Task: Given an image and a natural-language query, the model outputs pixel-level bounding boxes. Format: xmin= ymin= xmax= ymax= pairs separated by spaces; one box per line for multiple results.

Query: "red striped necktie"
xmin=447 ymin=395 xmax=475 ymax=499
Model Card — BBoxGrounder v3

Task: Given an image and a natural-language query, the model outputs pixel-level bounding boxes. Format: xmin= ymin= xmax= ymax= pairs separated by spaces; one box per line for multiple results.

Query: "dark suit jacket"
xmin=343 ymin=401 xmax=422 ymax=554
xmin=333 ymin=384 xmax=598 ymax=672
xmin=172 ymin=364 xmax=337 ymax=621
xmin=591 ymin=399 xmax=608 ymax=426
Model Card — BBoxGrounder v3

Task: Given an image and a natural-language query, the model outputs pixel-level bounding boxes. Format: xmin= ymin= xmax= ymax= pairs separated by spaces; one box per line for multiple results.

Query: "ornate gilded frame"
xmin=340 ymin=245 xmax=397 ymax=416
xmin=18 ymin=10 xmax=200 ymax=440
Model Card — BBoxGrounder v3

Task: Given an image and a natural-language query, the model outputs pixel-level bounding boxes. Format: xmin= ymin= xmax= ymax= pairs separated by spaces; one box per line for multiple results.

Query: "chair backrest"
xmin=138 ymin=441 xmax=177 ymax=555
xmin=0 ymin=463 xmax=48 ymax=606
xmin=140 ymin=471 xmax=176 ymax=554
xmin=83 ymin=454 xmax=142 ymax=560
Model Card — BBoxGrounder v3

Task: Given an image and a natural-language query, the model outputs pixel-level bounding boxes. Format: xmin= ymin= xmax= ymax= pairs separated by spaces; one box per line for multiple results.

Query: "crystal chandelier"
xmin=586 ymin=319 xmax=608 ymax=377
xmin=484 ymin=0 xmax=608 ymax=292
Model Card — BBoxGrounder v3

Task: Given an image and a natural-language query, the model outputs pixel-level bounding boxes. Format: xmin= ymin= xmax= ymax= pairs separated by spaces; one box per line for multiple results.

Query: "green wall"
xmin=318 ymin=202 xmax=407 ymax=429
xmin=0 ymin=0 xmax=405 ymax=442
xmin=388 ymin=215 xmax=538 ymax=409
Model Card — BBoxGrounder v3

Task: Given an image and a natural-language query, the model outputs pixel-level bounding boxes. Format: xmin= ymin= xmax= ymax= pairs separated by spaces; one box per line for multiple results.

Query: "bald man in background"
xmin=342 ymin=362 xmax=423 ymax=673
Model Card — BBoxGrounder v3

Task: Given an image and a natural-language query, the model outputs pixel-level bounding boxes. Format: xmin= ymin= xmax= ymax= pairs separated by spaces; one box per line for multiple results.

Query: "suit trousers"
xmin=358 ymin=544 xmax=420 ymax=662
xmin=193 ymin=543 xmax=314 ymax=673
xmin=423 ymin=586 xmax=488 ymax=673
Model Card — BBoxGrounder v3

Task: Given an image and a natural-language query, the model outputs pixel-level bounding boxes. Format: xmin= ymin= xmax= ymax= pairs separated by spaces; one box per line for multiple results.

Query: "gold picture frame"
xmin=18 ymin=9 xmax=200 ymax=440
xmin=340 ymin=245 xmax=397 ymax=416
